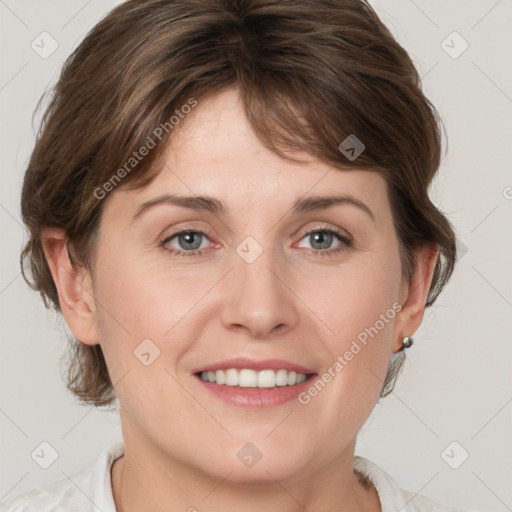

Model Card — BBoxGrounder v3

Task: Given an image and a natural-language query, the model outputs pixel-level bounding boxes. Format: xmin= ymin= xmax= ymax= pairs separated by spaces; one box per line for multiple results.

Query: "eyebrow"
xmin=132 ymin=193 xmax=375 ymax=222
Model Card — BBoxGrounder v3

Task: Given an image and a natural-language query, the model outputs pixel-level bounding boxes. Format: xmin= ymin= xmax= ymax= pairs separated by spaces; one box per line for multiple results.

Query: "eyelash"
xmin=159 ymin=227 xmax=352 ymax=258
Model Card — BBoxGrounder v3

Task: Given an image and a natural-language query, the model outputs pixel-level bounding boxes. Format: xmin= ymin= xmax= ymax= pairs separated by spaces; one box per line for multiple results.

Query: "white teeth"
xmin=225 ymin=368 xmax=238 ymax=386
xmin=275 ymin=369 xmax=289 ymax=386
xmin=215 ymin=369 xmax=225 ymax=385
xmin=257 ymin=370 xmax=276 ymax=388
xmin=239 ymin=369 xmax=257 ymax=387
xmin=199 ymin=368 xmax=310 ymax=388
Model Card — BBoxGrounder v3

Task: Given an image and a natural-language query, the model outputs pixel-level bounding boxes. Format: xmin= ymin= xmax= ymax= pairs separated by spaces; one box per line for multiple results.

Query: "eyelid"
xmin=159 ymin=222 xmax=216 ymax=242
xmin=295 ymin=223 xmax=352 ymax=242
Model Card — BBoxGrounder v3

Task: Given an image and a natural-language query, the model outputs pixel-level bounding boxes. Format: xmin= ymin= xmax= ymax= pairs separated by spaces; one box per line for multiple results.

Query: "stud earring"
xmin=402 ymin=336 xmax=413 ymax=349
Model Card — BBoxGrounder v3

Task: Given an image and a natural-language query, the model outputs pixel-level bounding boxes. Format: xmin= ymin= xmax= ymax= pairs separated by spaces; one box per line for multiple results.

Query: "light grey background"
xmin=0 ymin=1 xmax=511 ymax=510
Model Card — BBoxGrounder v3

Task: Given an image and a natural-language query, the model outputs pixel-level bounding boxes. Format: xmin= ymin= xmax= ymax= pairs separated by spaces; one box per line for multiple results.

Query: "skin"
xmin=42 ymin=87 xmax=437 ymax=512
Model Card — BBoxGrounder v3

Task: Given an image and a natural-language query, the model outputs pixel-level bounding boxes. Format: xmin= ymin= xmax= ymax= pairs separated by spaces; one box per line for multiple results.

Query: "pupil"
xmin=180 ymin=232 xmax=202 ymax=250
xmin=312 ymin=231 xmax=332 ymax=249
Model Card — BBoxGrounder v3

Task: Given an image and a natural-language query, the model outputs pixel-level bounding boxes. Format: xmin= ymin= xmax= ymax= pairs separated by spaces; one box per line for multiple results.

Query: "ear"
xmin=41 ymin=227 xmax=99 ymax=346
xmin=392 ymin=244 xmax=438 ymax=352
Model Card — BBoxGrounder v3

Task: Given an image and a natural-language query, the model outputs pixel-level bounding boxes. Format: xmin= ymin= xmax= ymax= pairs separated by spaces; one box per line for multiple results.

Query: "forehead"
xmin=107 ymin=88 xmax=390 ymax=221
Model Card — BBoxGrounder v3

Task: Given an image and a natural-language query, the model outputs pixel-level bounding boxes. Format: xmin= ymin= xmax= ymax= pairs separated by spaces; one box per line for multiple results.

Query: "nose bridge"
xmin=219 ymin=235 xmax=298 ymax=338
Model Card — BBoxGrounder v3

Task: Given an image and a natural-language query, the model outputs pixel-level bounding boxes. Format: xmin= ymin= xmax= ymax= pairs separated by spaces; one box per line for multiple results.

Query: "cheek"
xmin=286 ymin=263 xmax=401 ymax=464
xmin=93 ymin=247 xmax=199 ymax=336
xmin=305 ymin=253 xmax=402 ymax=400
xmin=91 ymin=248 xmax=217 ymax=386
xmin=309 ymin=253 xmax=401 ymax=349
xmin=92 ymin=256 xmax=195 ymax=423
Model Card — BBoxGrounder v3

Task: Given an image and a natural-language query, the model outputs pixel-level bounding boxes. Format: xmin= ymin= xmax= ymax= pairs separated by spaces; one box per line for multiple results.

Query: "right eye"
xmin=160 ymin=229 xmax=212 ymax=257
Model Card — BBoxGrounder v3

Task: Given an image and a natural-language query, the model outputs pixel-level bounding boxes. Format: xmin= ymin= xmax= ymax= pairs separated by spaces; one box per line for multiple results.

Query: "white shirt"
xmin=0 ymin=441 xmax=469 ymax=511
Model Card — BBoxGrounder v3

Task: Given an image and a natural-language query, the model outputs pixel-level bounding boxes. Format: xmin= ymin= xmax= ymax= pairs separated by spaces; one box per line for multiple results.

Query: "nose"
xmin=219 ymin=246 xmax=299 ymax=339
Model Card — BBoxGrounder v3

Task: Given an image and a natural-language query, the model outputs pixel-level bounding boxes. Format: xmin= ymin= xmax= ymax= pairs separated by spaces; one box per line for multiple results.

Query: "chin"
xmin=204 ymin=437 xmax=315 ymax=484
xmin=211 ymin=456 xmax=309 ymax=486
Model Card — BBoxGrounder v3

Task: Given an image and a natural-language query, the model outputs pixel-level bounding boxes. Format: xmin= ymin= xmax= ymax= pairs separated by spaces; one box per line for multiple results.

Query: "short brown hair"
xmin=20 ymin=0 xmax=456 ymax=407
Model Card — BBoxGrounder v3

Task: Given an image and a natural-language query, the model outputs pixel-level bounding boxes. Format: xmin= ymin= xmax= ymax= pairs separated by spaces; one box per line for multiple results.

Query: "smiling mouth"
xmin=196 ymin=368 xmax=316 ymax=388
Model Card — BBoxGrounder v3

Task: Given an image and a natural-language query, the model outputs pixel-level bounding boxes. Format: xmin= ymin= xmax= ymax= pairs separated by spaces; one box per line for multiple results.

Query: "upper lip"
xmin=192 ymin=357 xmax=316 ymax=375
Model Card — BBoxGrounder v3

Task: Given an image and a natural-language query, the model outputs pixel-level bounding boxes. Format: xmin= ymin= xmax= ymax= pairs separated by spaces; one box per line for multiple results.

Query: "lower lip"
xmin=194 ymin=375 xmax=318 ymax=408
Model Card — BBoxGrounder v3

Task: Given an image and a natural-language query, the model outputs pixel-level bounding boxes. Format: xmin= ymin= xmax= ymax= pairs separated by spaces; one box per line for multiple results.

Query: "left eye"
xmin=297 ymin=229 xmax=347 ymax=251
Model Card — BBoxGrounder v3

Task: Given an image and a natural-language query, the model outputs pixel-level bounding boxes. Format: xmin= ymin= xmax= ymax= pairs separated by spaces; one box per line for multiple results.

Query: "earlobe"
xmin=393 ymin=244 xmax=438 ymax=352
xmin=41 ymin=227 xmax=99 ymax=346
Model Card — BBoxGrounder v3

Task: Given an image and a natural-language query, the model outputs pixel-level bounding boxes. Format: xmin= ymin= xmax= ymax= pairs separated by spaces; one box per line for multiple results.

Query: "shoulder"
xmin=400 ymin=489 xmax=465 ymax=512
xmin=0 ymin=470 xmax=91 ymax=512
xmin=0 ymin=441 xmax=124 ymax=512
xmin=353 ymin=455 xmax=467 ymax=512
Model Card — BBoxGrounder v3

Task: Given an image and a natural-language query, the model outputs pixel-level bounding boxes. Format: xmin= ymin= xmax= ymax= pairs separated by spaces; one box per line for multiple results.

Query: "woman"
xmin=2 ymin=0 xmax=465 ymax=510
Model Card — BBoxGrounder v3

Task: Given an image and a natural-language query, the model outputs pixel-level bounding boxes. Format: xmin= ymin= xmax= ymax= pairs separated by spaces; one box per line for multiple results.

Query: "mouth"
xmin=192 ymin=358 xmax=318 ymax=408
xmin=196 ymin=368 xmax=314 ymax=388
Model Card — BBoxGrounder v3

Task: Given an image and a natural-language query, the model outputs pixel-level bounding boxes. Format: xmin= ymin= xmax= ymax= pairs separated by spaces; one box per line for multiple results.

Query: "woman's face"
xmin=87 ymin=88 xmax=413 ymax=482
